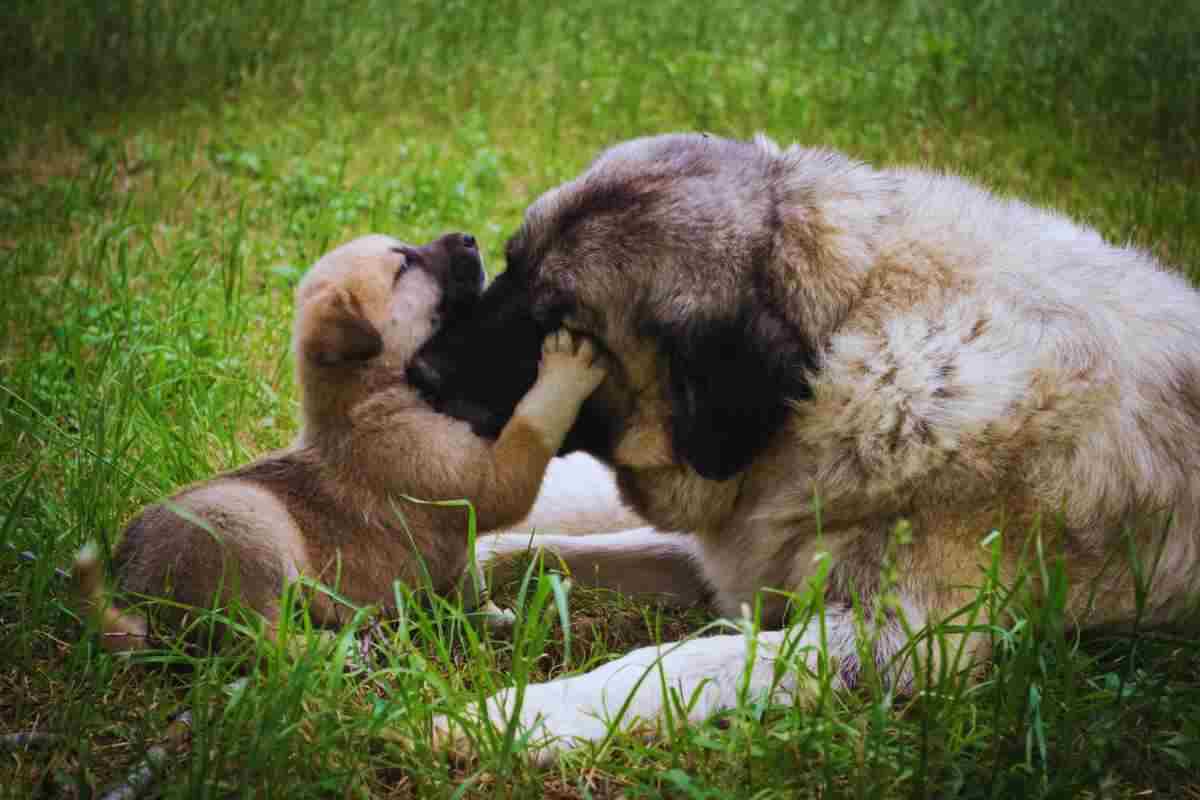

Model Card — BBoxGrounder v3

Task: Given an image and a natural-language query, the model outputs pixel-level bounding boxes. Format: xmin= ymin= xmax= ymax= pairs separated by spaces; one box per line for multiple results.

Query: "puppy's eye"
xmin=389 ymin=248 xmax=412 ymax=284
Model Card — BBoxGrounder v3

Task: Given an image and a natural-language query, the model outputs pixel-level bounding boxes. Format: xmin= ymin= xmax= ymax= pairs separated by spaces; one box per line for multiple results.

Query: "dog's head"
xmin=410 ymin=134 xmax=892 ymax=483
xmin=295 ymin=232 xmax=484 ymax=423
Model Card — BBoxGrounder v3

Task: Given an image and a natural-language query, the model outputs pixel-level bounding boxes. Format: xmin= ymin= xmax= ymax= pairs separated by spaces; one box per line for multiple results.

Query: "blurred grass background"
xmin=1 ymin=1 xmax=1198 ymax=797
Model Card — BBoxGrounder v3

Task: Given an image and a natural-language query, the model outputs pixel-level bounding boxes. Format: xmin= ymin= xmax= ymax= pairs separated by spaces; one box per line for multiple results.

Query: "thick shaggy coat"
xmin=411 ymin=132 xmax=1200 ymax=759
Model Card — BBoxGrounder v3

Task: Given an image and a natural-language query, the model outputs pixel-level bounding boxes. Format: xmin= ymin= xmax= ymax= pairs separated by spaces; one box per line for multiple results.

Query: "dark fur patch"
xmin=408 ymin=270 xmax=543 ymax=439
xmin=405 ymin=233 xmax=485 ymax=320
xmin=407 ymin=269 xmax=615 ymax=456
xmin=647 ymin=305 xmax=817 ymax=481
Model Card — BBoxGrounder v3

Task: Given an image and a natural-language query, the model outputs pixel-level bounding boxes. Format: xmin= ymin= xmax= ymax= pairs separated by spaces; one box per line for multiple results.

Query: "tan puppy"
xmin=75 ymin=232 xmax=605 ymax=651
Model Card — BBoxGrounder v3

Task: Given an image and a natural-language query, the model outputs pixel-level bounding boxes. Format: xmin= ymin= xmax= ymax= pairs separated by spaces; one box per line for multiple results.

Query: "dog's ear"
xmin=299 ymin=287 xmax=383 ymax=367
xmin=653 ymin=307 xmax=815 ymax=481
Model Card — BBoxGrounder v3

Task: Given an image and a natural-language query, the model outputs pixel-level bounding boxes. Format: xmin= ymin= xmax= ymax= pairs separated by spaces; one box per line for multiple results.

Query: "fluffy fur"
xmin=75 ymin=232 xmax=606 ymax=651
xmin=411 ymin=133 xmax=1200 ymax=760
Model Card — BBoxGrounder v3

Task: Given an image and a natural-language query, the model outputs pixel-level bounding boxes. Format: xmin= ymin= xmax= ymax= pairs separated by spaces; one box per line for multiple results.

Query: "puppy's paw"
xmin=538 ymin=329 xmax=606 ymax=396
xmin=475 ymin=600 xmax=517 ymax=635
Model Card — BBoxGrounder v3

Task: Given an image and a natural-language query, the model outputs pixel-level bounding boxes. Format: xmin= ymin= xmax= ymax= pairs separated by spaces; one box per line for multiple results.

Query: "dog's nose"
xmin=462 ymin=234 xmax=477 ymax=250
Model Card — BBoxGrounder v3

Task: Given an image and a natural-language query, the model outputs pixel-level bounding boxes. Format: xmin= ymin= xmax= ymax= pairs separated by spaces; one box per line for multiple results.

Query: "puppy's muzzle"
xmin=439 ymin=232 xmax=486 ymax=314
xmin=457 ymin=233 xmax=487 ymax=290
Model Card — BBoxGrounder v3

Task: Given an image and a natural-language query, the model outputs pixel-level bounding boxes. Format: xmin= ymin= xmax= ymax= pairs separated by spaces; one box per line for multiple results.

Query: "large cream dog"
xmin=409 ymin=132 xmax=1200 ymax=758
xmin=75 ymin=232 xmax=606 ymax=651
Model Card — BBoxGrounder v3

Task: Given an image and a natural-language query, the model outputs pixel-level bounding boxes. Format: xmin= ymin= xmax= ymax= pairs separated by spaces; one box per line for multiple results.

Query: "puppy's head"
xmin=294 ymin=232 xmax=484 ymax=420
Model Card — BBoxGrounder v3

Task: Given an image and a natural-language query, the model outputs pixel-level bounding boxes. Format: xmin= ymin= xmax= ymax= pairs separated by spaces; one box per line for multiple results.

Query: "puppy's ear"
xmin=653 ymin=307 xmax=815 ymax=481
xmin=299 ymin=287 xmax=383 ymax=367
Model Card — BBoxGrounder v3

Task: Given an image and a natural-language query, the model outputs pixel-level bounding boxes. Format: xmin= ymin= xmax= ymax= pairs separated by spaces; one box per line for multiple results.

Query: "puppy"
xmin=74 ymin=232 xmax=606 ymax=651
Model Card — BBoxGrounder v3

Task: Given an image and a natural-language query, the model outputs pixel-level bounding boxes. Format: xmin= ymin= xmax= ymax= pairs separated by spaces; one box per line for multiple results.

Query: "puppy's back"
xmin=117 ymin=479 xmax=307 ymax=606
xmin=80 ymin=475 xmax=310 ymax=649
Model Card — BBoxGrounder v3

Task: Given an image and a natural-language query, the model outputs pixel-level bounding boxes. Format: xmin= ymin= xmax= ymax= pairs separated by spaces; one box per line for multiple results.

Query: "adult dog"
xmin=409 ymin=132 xmax=1200 ymax=758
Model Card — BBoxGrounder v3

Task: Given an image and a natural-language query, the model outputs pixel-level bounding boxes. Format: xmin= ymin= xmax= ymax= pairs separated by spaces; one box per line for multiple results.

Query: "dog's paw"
xmin=539 ymin=329 xmax=606 ymax=396
xmin=431 ymin=681 xmax=612 ymax=766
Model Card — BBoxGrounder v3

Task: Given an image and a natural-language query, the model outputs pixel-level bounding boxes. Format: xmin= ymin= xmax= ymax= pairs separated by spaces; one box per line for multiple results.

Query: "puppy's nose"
xmin=452 ymin=232 xmax=485 ymax=290
xmin=475 ymin=256 xmax=486 ymax=290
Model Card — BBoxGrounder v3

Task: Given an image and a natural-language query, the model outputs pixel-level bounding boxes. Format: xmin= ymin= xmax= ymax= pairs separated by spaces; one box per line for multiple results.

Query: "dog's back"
xmin=710 ymin=160 xmax=1200 ymax=631
xmin=886 ymin=167 xmax=1200 ymax=618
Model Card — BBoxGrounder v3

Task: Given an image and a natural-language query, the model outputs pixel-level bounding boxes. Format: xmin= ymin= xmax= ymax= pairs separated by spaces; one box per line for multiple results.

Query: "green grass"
xmin=2 ymin=0 xmax=1199 ymax=796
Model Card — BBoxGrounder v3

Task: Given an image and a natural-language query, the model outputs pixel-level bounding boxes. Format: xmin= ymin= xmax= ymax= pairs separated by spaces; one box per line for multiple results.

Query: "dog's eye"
xmin=532 ymin=292 xmax=579 ymax=329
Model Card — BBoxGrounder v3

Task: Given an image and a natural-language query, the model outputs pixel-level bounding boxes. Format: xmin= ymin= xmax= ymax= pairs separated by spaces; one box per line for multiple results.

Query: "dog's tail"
xmin=73 ymin=543 xmax=150 ymax=653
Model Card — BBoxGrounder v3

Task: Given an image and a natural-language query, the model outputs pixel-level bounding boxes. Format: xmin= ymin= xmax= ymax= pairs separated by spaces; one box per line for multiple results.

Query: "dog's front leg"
xmin=433 ymin=616 xmax=856 ymax=764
